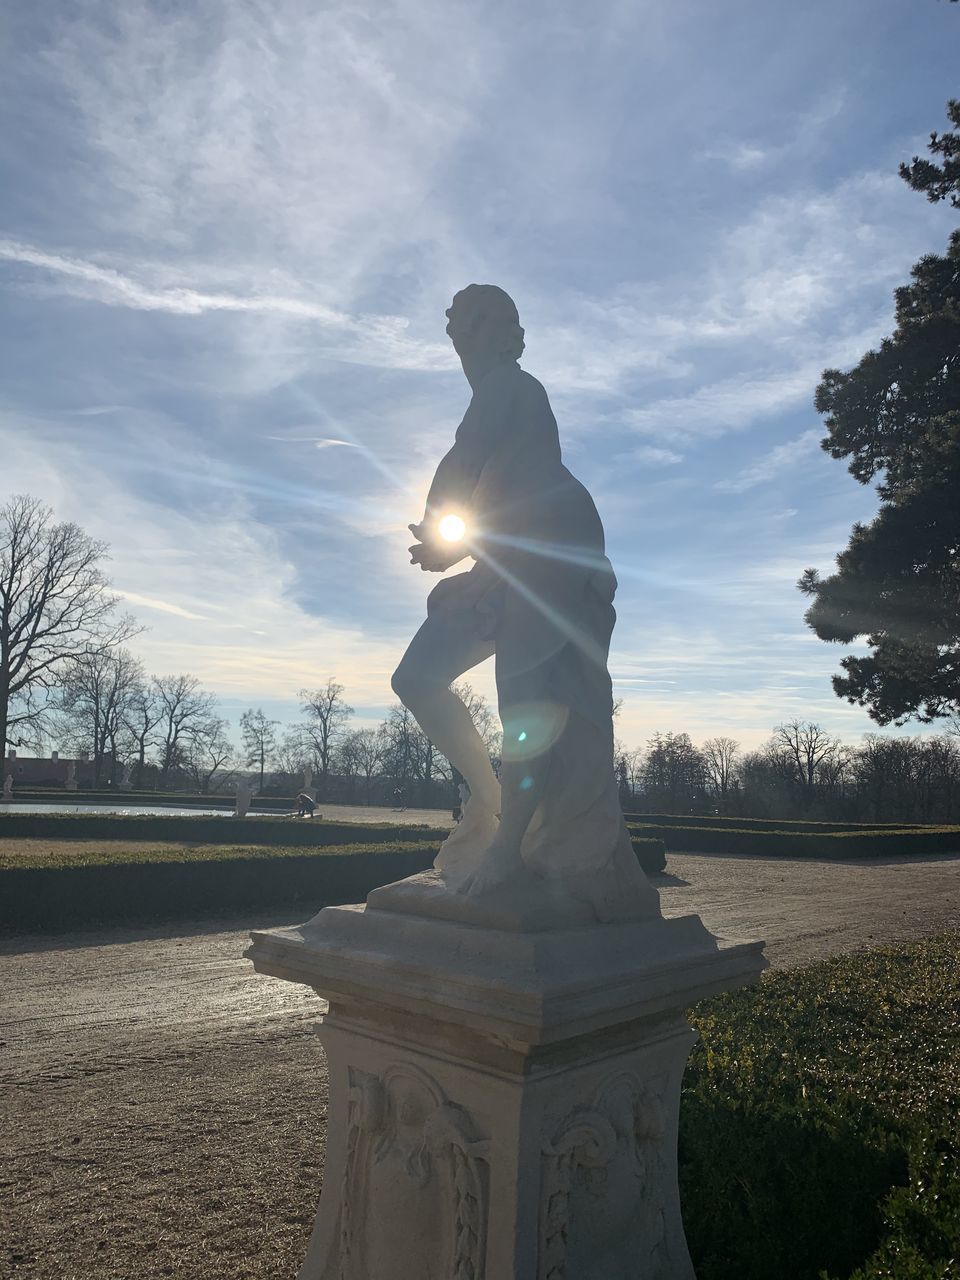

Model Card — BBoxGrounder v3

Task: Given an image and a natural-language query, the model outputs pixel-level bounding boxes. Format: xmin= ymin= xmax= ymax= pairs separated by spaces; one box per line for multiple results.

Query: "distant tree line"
xmin=4 ymin=492 xmax=960 ymax=821
xmin=0 ymin=493 xmax=500 ymax=804
xmin=614 ymin=720 xmax=960 ymax=825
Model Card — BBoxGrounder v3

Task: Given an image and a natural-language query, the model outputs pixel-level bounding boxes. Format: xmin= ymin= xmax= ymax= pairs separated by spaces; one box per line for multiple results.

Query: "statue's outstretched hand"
xmin=409 ymin=540 xmax=453 ymax=572
xmin=408 ymin=524 xmax=464 ymax=573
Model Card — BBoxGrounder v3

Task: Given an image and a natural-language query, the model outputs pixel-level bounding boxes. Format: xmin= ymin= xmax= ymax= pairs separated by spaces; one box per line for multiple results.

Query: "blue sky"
xmin=1 ymin=0 xmax=957 ymax=751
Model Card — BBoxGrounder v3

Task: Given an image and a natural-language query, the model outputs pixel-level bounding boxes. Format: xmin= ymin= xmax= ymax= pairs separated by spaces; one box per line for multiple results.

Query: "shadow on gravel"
xmin=672 ymin=849 xmax=960 ymax=867
xmin=653 ymin=871 xmax=690 ymax=886
xmin=0 ymin=908 xmax=307 ymax=956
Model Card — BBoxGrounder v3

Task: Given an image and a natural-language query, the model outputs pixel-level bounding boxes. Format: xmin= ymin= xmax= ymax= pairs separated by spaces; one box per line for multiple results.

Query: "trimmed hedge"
xmin=0 ymin=825 xmax=669 ymax=931
xmin=4 ymin=788 xmax=292 ymax=809
xmin=624 ymin=811 xmax=935 ymax=833
xmin=633 ymin=836 xmax=666 ymax=873
xmin=0 ymin=843 xmax=441 ymax=932
xmin=627 ymin=820 xmax=960 ymax=858
xmin=0 ymin=811 xmax=447 ymax=846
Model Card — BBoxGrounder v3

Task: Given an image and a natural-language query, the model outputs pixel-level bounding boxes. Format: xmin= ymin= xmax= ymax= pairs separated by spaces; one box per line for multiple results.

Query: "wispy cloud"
xmin=116 ymin=590 xmax=208 ymax=621
xmin=629 ymin=445 xmax=684 ymax=467
xmin=0 ymin=239 xmax=347 ymax=321
xmin=0 ymin=238 xmax=454 ymax=371
xmin=264 ymin=434 xmax=362 ymax=451
xmin=1 ymin=0 xmax=956 ymax=754
xmin=703 ymin=141 xmax=770 ymax=171
xmin=715 ymin=428 xmax=823 ymax=493
xmin=626 ymin=364 xmax=823 ymax=441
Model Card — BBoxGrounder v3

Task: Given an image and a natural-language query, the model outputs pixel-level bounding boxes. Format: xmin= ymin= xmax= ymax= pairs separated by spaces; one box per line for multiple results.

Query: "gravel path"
xmin=2 ymin=851 xmax=959 ymax=1279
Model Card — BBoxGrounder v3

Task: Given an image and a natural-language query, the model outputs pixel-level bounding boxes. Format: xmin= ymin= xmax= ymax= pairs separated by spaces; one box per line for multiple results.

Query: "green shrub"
xmin=0 ymin=810 xmax=447 ymax=846
xmin=681 ymin=934 xmax=960 ymax=1280
xmin=0 ymin=842 xmax=441 ymax=932
xmin=631 ymin=835 xmax=667 ymax=872
xmin=627 ymin=821 xmax=960 ymax=858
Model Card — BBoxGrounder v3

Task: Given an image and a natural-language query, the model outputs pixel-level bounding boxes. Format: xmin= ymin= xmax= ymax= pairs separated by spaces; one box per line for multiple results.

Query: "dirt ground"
xmin=3 ymin=851 xmax=959 ymax=1279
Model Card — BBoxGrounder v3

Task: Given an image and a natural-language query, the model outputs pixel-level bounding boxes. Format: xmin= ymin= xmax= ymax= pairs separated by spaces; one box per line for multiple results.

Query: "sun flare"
xmin=438 ymin=513 xmax=467 ymax=542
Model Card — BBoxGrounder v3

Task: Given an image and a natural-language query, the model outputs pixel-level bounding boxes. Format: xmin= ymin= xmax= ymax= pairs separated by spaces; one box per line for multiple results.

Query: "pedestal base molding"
xmin=245 ymin=871 xmax=766 ymax=1279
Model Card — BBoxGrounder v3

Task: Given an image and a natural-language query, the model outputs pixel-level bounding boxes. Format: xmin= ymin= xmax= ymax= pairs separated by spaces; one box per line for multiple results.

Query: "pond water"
xmin=0 ymin=802 xmax=245 ymax=817
xmin=0 ymin=800 xmax=454 ymax=826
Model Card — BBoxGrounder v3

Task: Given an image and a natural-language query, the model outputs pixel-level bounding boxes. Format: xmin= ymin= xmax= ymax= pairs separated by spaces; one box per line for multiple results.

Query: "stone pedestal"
xmin=245 ymin=872 xmax=766 ymax=1280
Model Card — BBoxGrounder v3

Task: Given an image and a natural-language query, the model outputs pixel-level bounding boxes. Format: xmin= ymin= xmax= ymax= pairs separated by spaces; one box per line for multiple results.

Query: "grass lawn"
xmin=0 ymin=838 xmax=438 ymax=870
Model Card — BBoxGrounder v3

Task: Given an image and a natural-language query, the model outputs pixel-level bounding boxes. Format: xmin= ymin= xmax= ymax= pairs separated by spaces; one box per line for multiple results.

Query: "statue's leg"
xmin=391 ymin=615 xmax=499 ymax=814
xmin=459 ymin=667 xmax=552 ymax=895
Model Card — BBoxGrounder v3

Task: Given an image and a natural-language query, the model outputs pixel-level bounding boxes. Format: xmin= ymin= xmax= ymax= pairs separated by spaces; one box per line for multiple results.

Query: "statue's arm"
xmin=407 ymin=443 xmax=479 ymax=571
xmin=410 ymin=373 xmax=519 ymax=563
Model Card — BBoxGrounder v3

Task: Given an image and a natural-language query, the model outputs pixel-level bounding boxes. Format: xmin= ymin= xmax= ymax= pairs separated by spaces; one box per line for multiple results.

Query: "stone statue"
xmin=302 ymin=764 xmax=314 ymax=798
xmin=65 ymin=760 xmax=77 ymax=792
xmin=393 ymin=284 xmax=658 ymax=922
xmin=234 ymin=780 xmax=254 ymax=818
xmin=2 ymin=774 xmax=12 ymax=801
xmin=245 ymin=286 xmax=767 ymax=1278
xmin=119 ymin=759 xmax=134 ymax=791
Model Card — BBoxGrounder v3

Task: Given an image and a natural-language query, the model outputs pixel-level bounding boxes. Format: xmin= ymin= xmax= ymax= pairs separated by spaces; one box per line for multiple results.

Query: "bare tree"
xmin=614 ymin=741 xmax=643 ymax=807
xmin=274 ymin=725 xmax=310 ymax=781
xmin=55 ymin=646 xmax=145 ymax=785
xmin=702 ymin=737 xmax=741 ymax=809
xmin=340 ymin=727 xmax=387 ymax=803
xmin=153 ymin=674 xmax=218 ymax=787
xmin=184 ymin=716 xmax=237 ymax=794
xmin=381 ymin=704 xmax=419 ymax=795
xmin=299 ymin=679 xmax=353 ymax=791
xmin=773 ymin=720 xmax=841 ymax=799
xmin=124 ymin=684 xmax=164 ymax=787
xmin=240 ymin=707 xmax=279 ymax=792
xmin=0 ymin=495 xmax=137 ymax=753
xmin=451 ymin=681 xmax=501 ymax=756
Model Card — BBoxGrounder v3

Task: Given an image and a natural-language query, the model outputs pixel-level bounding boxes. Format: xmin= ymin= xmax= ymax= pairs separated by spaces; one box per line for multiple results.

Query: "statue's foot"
xmin=457 ymin=839 xmax=524 ymax=897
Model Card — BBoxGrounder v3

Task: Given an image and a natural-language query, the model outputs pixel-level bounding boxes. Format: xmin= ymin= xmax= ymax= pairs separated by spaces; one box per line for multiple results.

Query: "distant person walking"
xmin=294 ymin=793 xmax=317 ymax=818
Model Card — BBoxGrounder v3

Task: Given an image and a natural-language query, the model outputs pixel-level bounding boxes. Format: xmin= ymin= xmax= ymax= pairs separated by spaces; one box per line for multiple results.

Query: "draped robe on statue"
xmin=423 ymin=361 xmax=657 ymax=922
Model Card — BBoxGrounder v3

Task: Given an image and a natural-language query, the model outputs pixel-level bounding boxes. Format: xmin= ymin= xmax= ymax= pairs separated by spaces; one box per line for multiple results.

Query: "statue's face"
xmin=445 ymin=294 xmax=499 ymax=361
xmin=445 ymin=296 xmax=478 ymax=358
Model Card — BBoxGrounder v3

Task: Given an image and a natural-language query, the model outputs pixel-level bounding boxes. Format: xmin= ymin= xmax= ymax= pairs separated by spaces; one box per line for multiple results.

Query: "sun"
xmin=438 ymin=513 xmax=467 ymax=542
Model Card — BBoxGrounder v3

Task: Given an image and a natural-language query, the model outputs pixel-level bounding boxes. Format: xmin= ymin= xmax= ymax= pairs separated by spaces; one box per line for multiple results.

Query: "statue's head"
xmin=445 ymin=284 xmax=525 ymax=367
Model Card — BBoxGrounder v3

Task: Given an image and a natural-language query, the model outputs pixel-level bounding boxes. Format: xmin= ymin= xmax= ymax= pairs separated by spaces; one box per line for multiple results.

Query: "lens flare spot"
xmin=438 ymin=513 xmax=466 ymax=542
xmin=501 ymin=701 xmax=569 ymax=763
xmin=519 ymin=775 xmax=534 ymax=791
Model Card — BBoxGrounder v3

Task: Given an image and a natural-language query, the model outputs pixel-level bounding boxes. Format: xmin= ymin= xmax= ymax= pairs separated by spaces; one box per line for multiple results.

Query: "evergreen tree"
xmin=800 ymin=99 xmax=960 ymax=723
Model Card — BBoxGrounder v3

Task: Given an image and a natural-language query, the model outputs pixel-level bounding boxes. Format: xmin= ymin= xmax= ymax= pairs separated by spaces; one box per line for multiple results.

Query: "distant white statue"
xmin=393 ymin=284 xmax=658 ymax=921
xmin=119 ymin=760 xmax=134 ymax=791
xmin=302 ymin=764 xmax=314 ymax=798
xmin=65 ymin=760 xmax=77 ymax=792
xmin=2 ymin=774 xmax=12 ymax=801
xmin=235 ymin=780 xmax=254 ymax=818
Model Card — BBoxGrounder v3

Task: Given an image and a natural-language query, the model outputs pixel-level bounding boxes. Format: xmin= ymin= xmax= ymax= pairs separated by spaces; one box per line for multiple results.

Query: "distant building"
xmin=3 ymin=749 xmax=94 ymax=787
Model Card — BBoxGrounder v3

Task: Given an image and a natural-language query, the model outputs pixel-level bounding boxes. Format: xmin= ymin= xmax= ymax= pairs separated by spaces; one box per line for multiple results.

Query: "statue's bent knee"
xmin=391 ymin=662 xmax=434 ymax=707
